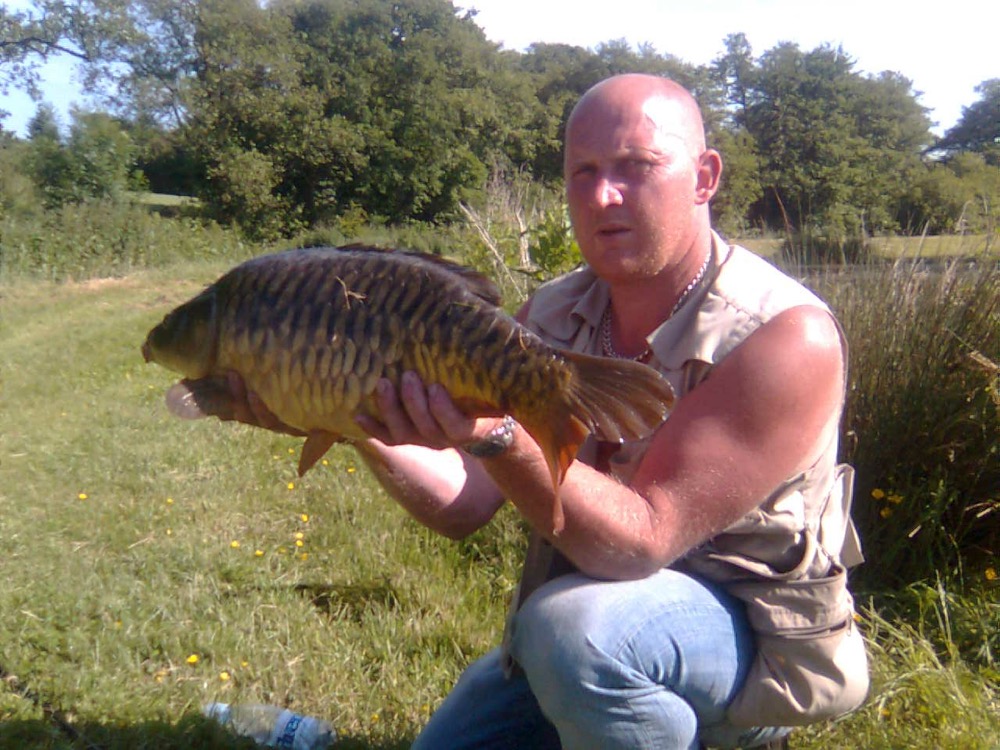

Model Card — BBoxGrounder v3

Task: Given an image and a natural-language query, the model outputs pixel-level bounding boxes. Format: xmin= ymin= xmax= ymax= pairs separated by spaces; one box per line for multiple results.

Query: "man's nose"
xmin=596 ymin=175 xmax=624 ymax=207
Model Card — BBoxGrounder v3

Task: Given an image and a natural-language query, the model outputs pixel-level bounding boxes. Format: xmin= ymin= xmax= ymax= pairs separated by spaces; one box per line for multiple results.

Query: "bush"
xmin=0 ymin=198 xmax=250 ymax=282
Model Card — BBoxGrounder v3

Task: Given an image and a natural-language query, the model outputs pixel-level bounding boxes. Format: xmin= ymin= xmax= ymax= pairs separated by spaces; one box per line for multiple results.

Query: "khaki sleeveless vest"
xmin=504 ymin=232 xmax=869 ymax=726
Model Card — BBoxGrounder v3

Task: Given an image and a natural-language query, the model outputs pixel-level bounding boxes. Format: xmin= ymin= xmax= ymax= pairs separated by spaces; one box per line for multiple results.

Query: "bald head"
xmin=566 ymin=74 xmax=707 ymax=159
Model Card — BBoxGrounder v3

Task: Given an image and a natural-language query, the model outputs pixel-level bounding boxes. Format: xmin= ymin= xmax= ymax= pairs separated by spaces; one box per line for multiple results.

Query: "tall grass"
xmin=804 ymin=256 xmax=999 ymax=589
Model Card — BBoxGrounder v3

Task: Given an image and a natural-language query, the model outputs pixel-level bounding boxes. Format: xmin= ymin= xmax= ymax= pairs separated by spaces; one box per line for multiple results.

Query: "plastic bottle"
xmin=203 ymin=702 xmax=336 ymax=749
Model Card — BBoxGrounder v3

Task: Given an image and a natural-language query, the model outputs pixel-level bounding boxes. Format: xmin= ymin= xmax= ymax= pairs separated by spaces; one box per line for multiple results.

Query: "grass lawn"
xmin=0 ymin=263 xmax=996 ymax=748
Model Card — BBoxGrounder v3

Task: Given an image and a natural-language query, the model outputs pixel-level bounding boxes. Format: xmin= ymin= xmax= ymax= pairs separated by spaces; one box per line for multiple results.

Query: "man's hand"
xmin=354 ymin=370 xmax=506 ymax=452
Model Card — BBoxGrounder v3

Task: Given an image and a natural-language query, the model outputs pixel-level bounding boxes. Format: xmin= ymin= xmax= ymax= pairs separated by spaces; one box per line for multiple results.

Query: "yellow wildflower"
xmin=879 ymin=507 xmax=893 ymax=519
xmin=255 ymin=549 xmax=264 ymax=557
xmin=287 ymin=482 xmax=295 ymax=490
xmin=986 ymin=568 xmax=997 ymax=581
xmin=871 ymin=488 xmax=885 ymax=500
xmin=78 ymin=492 xmax=88 ymax=501
xmin=294 ymin=532 xmax=305 ymax=540
xmin=230 ymin=540 xmax=241 ymax=549
xmin=166 ymin=497 xmax=174 ymax=505
xmin=888 ymin=493 xmax=904 ymax=505
xmin=186 ymin=654 xmax=199 ymax=665
xmin=219 ymin=671 xmax=231 ymax=681
xmin=347 ymin=466 xmax=356 ymax=474
xmin=300 ymin=513 xmax=310 ymax=523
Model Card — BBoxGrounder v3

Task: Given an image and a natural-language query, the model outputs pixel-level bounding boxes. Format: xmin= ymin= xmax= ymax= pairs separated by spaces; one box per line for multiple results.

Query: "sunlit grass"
xmin=0 ymin=256 xmax=995 ymax=748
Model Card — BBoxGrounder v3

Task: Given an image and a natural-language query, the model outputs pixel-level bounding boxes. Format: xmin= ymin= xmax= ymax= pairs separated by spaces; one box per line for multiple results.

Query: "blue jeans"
xmin=411 ymin=569 xmax=790 ymax=749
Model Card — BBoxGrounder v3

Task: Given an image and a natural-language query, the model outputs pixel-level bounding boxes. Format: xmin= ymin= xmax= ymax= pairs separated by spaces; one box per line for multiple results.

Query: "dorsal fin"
xmin=335 ymin=243 xmax=503 ymax=307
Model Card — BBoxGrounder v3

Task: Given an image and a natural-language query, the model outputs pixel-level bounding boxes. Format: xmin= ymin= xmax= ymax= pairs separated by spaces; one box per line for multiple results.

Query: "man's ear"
xmin=695 ymin=149 xmax=722 ymax=205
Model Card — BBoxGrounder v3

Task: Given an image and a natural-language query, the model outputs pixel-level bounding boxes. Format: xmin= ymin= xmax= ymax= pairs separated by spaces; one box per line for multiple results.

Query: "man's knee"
xmin=510 ymin=577 xmax=595 ymax=689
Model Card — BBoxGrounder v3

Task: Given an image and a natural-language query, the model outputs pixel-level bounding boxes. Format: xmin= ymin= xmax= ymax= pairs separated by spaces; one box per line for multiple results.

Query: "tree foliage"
xmin=935 ymin=79 xmax=1000 ymax=166
xmin=1 ymin=0 xmax=994 ymax=242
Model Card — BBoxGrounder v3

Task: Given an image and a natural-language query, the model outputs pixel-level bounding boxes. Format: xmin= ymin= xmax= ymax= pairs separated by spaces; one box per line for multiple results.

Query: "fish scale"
xmin=142 ymin=244 xmax=676 ymax=534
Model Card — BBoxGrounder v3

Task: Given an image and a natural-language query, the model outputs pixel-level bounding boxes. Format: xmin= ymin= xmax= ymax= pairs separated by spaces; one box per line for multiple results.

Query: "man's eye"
xmin=624 ymin=159 xmax=653 ymax=174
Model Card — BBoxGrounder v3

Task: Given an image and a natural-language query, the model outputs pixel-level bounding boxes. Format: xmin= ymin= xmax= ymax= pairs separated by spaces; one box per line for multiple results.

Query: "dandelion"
xmin=255 ymin=549 xmax=264 ymax=557
xmin=288 ymin=447 xmax=295 ymax=455
xmin=78 ymin=492 xmax=88 ymax=501
xmin=230 ymin=540 xmax=241 ymax=549
xmin=219 ymin=671 xmax=231 ymax=682
xmin=186 ymin=654 xmax=200 ymax=665
xmin=870 ymin=489 xmax=885 ymax=500
xmin=299 ymin=553 xmax=309 ymax=561
xmin=370 ymin=713 xmax=380 ymax=723
xmin=300 ymin=513 xmax=310 ymax=523
xmin=294 ymin=532 xmax=304 ymax=540
xmin=347 ymin=466 xmax=356 ymax=474
xmin=166 ymin=497 xmax=174 ymax=506
xmin=879 ymin=507 xmax=893 ymax=519
xmin=887 ymin=493 xmax=904 ymax=505
xmin=295 ymin=540 xmax=304 ymax=548
xmin=986 ymin=568 xmax=998 ymax=581
xmin=321 ymin=459 xmax=329 ymax=467
xmin=287 ymin=481 xmax=295 ymax=490
xmin=240 ymin=660 xmax=249 ymax=668
xmin=166 ymin=528 xmax=173 ymax=536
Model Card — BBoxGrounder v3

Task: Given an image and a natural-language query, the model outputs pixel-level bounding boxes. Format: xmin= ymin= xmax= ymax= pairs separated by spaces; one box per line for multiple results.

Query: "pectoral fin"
xmin=298 ymin=430 xmax=345 ymax=476
xmin=165 ymin=378 xmax=235 ymax=420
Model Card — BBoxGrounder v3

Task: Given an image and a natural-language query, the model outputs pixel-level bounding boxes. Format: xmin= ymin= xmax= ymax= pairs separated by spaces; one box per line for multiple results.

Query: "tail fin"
xmin=517 ymin=353 xmax=674 ymax=535
xmin=561 ymin=352 xmax=675 ymax=443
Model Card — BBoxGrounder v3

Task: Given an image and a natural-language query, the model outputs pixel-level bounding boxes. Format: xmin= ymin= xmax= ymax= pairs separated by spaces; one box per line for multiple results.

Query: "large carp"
xmin=142 ymin=245 xmax=675 ymax=532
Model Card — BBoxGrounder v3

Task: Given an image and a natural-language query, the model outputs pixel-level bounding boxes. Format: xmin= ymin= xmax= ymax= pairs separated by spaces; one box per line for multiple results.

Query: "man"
xmin=230 ymin=74 xmax=868 ymax=749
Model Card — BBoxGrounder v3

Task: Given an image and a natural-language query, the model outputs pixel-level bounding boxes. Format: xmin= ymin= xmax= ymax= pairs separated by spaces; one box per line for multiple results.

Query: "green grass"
xmin=1 ymin=258 xmax=997 ymax=749
xmin=0 ymin=267 xmax=524 ymax=748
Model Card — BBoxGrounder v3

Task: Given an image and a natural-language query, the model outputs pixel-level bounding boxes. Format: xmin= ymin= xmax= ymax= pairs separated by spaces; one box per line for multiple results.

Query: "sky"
xmin=1 ymin=0 xmax=995 ymax=137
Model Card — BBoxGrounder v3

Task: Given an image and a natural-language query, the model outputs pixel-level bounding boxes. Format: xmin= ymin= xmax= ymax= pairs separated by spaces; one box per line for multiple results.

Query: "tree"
xmin=740 ymin=42 xmax=932 ymax=240
xmin=934 ymin=79 xmax=1000 ymax=166
xmin=710 ymin=127 xmax=762 ymax=237
xmin=713 ymin=32 xmax=756 ymax=127
xmin=25 ymin=106 xmax=136 ymax=208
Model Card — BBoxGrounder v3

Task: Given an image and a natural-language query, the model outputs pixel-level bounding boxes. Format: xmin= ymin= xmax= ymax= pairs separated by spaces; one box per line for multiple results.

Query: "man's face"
xmin=564 ymin=91 xmax=706 ymax=283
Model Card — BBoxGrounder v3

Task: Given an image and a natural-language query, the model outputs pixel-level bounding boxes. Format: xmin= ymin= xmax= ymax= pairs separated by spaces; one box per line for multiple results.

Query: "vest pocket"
xmin=724 ymin=564 xmax=870 ymax=727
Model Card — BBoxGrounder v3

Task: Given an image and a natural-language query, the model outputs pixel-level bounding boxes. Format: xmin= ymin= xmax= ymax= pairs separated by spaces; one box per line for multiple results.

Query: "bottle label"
xmin=275 ymin=712 xmax=303 ymax=748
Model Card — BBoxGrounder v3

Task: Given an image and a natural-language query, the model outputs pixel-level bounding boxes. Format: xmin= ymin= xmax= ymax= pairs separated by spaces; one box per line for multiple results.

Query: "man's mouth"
xmin=596 ymin=224 xmax=630 ymax=237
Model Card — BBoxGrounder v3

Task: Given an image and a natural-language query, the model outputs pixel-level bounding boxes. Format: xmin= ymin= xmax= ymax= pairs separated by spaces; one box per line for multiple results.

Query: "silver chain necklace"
xmin=600 ymin=251 xmax=712 ymax=361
